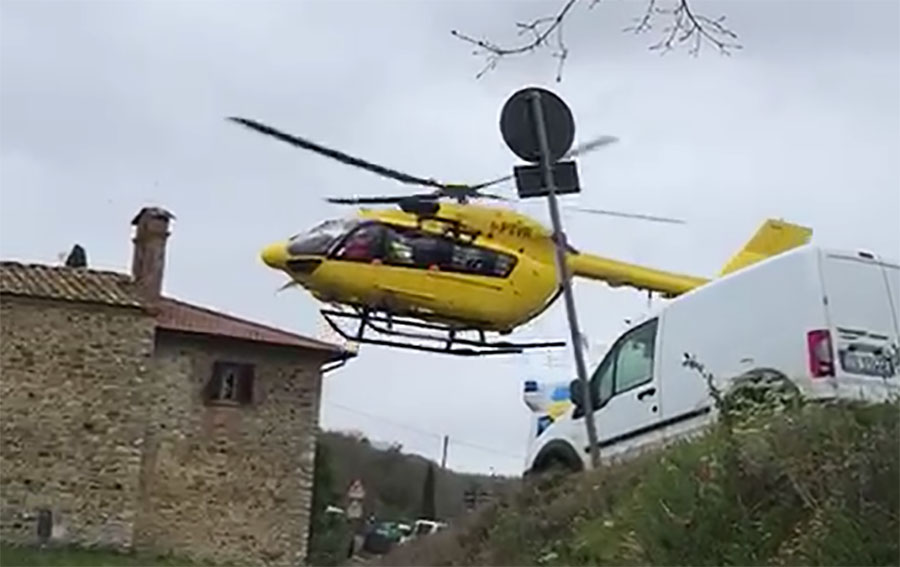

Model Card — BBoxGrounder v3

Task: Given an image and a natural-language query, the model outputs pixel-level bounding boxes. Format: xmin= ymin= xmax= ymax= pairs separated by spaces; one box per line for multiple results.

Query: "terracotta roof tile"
xmin=0 ymin=261 xmax=143 ymax=308
xmin=156 ymin=297 xmax=347 ymax=355
xmin=0 ymin=261 xmax=351 ymax=359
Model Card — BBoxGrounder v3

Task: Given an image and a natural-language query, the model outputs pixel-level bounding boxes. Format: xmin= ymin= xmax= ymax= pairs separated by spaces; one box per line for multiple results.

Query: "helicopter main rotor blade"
xmin=468 ymin=134 xmax=620 ymax=192
xmin=470 ymin=174 xmax=513 ymax=191
xmin=228 ymin=117 xmax=447 ymax=190
xmin=564 ymin=135 xmax=620 ymax=158
xmin=476 ymin=192 xmax=511 ymax=201
xmin=325 ymin=195 xmax=429 ymax=205
xmin=568 ymin=206 xmax=686 ymax=225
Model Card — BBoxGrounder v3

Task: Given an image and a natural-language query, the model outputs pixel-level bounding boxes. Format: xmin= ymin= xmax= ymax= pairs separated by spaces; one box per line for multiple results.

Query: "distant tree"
xmin=317 ymin=430 xmax=516 ymax=522
xmin=311 ymin=441 xmax=337 ymax=517
xmin=420 ymin=463 xmax=437 ymax=520
xmin=307 ymin=441 xmax=351 ymax=566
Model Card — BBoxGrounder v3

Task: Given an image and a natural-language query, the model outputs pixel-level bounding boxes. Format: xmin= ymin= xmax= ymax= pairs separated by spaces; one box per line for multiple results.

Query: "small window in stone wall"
xmin=204 ymin=361 xmax=255 ymax=406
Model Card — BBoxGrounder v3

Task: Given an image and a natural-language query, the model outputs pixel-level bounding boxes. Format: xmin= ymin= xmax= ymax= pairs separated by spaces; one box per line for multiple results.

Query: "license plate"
xmin=840 ymin=350 xmax=895 ymax=378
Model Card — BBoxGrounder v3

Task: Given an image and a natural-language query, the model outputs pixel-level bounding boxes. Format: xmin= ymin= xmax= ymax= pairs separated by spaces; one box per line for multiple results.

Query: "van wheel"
xmin=725 ymin=368 xmax=802 ymax=418
xmin=527 ymin=446 xmax=583 ymax=482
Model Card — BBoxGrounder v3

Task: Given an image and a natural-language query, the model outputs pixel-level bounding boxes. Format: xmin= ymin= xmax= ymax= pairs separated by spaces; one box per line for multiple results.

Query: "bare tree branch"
xmin=452 ymin=0 xmax=741 ymax=81
xmin=451 ymin=0 xmax=578 ymax=82
xmin=636 ymin=0 xmax=742 ymax=56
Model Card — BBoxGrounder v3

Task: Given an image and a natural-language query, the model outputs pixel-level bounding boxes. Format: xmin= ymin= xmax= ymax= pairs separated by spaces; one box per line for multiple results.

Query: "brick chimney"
xmin=131 ymin=206 xmax=175 ymax=301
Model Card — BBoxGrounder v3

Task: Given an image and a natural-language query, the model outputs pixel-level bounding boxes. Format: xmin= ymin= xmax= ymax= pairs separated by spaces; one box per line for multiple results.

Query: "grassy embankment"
xmin=382 ymin=361 xmax=900 ymax=566
xmin=0 ymin=544 xmax=209 ymax=566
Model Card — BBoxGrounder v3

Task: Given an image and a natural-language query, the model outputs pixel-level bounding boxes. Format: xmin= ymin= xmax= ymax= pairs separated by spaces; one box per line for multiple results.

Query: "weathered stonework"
xmin=133 ymin=332 xmax=325 ymax=566
xmin=1 ymin=207 xmax=346 ymax=566
xmin=1 ymin=296 xmax=328 ymax=565
xmin=0 ymin=297 xmax=155 ymax=549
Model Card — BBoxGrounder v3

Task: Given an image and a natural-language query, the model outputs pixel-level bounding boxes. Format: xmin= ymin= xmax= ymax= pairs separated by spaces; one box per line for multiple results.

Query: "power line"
xmin=323 ymin=400 xmax=526 ymax=461
xmin=325 ymin=400 xmax=442 ymax=441
xmin=448 ymin=437 xmax=525 ymax=460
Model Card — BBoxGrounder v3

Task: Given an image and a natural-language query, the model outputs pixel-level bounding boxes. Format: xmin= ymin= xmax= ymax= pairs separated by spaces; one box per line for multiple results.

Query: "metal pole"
xmin=527 ymin=90 xmax=601 ymax=470
xmin=440 ymin=435 xmax=449 ymax=469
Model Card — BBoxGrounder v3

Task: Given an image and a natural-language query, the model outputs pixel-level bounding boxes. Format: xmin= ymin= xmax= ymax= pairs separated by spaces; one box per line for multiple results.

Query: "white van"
xmin=525 ymin=244 xmax=900 ymax=475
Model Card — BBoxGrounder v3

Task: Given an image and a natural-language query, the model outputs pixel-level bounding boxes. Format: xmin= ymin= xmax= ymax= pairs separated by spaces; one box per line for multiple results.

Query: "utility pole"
xmin=440 ymin=435 xmax=449 ymax=469
xmin=500 ymin=87 xmax=601 ymax=469
xmin=526 ymin=90 xmax=600 ymax=469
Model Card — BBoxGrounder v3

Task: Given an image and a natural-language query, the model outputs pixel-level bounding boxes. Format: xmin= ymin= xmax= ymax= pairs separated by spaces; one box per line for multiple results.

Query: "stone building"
xmin=0 ymin=207 xmax=354 ymax=565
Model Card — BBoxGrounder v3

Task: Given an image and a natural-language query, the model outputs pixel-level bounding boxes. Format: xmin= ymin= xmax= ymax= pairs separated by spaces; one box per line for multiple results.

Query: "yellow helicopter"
xmin=230 ymin=117 xmax=812 ymax=356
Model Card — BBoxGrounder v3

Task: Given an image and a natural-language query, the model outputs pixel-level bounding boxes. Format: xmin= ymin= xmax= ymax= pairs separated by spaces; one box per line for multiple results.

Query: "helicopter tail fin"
xmin=718 ymin=218 xmax=812 ymax=277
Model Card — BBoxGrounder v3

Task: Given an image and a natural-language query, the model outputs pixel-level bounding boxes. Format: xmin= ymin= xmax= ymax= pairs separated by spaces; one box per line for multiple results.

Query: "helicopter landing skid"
xmin=320 ymin=308 xmax=566 ymax=356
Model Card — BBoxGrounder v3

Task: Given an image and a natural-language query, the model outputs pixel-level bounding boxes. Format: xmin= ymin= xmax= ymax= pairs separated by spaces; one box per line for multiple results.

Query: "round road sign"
xmin=500 ymin=87 xmax=575 ymax=163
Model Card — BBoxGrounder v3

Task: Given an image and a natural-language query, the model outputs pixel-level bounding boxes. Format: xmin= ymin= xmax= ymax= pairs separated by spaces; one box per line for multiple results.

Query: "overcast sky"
xmin=2 ymin=0 xmax=898 ymax=475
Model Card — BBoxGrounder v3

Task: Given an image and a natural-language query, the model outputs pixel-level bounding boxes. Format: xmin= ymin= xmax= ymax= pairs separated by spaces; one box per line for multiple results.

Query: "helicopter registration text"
xmin=490 ymin=220 xmax=533 ymax=239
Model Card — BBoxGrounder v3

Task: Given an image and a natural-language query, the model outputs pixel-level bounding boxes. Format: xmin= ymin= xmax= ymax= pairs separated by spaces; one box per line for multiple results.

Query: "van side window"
xmin=613 ymin=318 xmax=657 ymax=394
xmin=592 ymin=356 xmax=615 ymax=406
xmin=588 ymin=318 xmax=659 ymax=410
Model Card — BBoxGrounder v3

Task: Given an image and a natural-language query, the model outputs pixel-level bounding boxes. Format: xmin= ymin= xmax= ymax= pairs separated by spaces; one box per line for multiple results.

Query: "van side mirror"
xmin=569 ymin=378 xmax=584 ymax=408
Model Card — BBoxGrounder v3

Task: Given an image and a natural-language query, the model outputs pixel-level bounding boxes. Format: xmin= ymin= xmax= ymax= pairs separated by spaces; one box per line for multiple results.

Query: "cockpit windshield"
xmin=287 ymin=218 xmax=361 ymax=256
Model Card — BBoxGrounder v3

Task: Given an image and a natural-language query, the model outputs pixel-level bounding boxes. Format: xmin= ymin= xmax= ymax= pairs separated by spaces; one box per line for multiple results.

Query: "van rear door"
xmin=819 ymin=250 xmax=900 ymax=388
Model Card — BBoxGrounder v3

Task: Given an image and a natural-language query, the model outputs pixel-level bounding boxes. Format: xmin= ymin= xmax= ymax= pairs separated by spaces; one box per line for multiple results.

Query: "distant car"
xmin=396 ymin=522 xmax=413 ymax=544
xmin=411 ymin=519 xmax=447 ymax=537
xmin=526 ymin=245 xmax=900 ymax=475
xmin=363 ymin=521 xmax=405 ymax=555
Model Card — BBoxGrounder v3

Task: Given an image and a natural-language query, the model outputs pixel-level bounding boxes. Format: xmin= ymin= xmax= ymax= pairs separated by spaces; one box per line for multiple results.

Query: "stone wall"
xmin=134 ymin=332 xmax=325 ymax=566
xmin=0 ymin=296 xmax=155 ymax=549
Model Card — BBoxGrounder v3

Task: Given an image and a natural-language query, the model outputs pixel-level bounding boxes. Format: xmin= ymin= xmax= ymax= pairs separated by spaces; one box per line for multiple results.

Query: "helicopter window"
xmin=378 ymin=225 xmax=516 ymax=277
xmin=335 ymin=223 xmax=384 ymax=262
xmin=288 ymin=218 xmax=361 ymax=256
xmin=449 ymin=242 xmax=516 ymax=278
xmin=411 ymin=235 xmax=453 ymax=268
xmin=385 ymin=229 xmax=415 ymax=265
xmin=385 ymin=230 xmax=453 ymax=269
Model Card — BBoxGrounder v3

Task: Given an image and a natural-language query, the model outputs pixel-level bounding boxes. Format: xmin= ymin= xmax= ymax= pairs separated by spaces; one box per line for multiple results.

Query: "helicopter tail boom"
xmin=568 ymin=218 xmax=813 ymax=297
xmin=567 ymin=253 xmax=709 ymax=297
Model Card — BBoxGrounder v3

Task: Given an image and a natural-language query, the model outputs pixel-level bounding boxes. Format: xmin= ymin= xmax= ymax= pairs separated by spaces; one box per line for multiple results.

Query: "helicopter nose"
xmin=260 ymin=241 xmax=289 ymax=269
